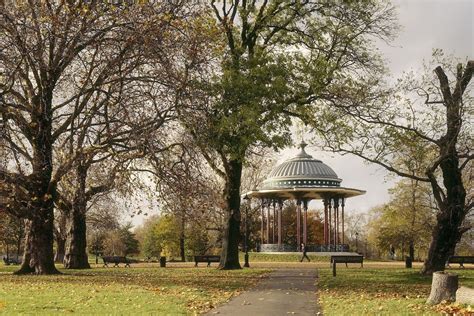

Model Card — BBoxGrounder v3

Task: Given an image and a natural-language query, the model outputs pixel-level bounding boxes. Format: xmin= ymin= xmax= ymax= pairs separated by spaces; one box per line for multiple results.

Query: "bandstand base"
xmin=259 ymin=243 xmax=350 ymax=253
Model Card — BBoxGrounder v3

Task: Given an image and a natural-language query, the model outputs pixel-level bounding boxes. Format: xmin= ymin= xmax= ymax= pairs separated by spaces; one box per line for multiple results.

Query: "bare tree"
xmin=0 ymin=1 xmax=185 ymax=274
xmin=313 ymin=55 xmax=473 ymax=274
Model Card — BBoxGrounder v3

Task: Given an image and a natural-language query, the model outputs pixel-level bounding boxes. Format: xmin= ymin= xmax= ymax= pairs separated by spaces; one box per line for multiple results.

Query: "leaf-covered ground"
xmin=317 ymin=265 xmax=474 ymax=315
xmin=0 ymin=265 xmax=269 ymax=315
xmin=2 ymin=261 xmax=473 ymax=315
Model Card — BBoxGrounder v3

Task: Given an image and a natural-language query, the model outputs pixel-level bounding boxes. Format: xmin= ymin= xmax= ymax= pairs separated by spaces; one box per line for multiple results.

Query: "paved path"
xmin=206 ymin=268 xmax=320 ymax=316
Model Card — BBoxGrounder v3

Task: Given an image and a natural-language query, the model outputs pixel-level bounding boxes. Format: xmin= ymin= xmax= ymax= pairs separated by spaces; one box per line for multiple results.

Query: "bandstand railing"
xmin=259 ymin=243 xmax=350 ymax=253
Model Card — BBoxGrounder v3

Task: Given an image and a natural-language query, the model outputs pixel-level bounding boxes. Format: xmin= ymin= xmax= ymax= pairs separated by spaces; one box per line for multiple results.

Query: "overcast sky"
xmin=130 ymin=0 xmax=473 ymax=227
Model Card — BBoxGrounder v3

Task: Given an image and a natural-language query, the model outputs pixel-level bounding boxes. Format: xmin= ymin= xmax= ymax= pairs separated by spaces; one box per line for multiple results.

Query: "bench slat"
xmin=194 ymin=255 xmax=221 ymax=267
xmin=447 ymin=256 xmax=474 ymax=267
xmin=331 ymin=255 xmax=363 ymax=263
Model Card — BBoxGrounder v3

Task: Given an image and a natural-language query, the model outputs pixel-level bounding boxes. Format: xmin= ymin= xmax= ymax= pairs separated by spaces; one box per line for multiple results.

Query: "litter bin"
xmin=160 ymin=256 xmax=166 ymax=268
xmin=405 ymin=256 xmax=412 ymax=268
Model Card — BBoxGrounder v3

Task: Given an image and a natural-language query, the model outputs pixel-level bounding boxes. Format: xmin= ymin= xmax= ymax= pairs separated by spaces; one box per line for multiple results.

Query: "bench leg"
xmin=207 ymin=261 xmax=211 ymax=267
xmin=194 ymin=262 xmax=198 ymax=267
xmin=345 ymin=263 xmax=348 ymax=268
xmin=460 ymin=263 xmax=464 ymax=269
xmin=332 ymin=262 xmax=336 ymax=277
xmin=125 ymin=263 xmax=130 ymax=268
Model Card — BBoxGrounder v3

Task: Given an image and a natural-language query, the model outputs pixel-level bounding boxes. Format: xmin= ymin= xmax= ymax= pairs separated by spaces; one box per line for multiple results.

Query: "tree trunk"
xmin=64 ymin=164 xmax=90 ymax=269
xmin=219 ymin=159 xmax=242 ymax=270
xmin=421 ymin=215 xmax=463 ymax=275
xmin=15 ymin=94 xmax=59 ymax=275
xmin=64 ymin=208 xmax=90 ymax=269
xmin=409 ymin=240 xmax=415 ymax=261
xmin=180 ymin=214 xmax=185 ymax=262
xmin=16 ymin=224 xmax=23 ymax=260
xmin=15 ymin=210 xmax=60 ymax=275
xmin=54 ymin=235 xmax=66 ymax=264
xmin=426 ymin=271 xmax=458 ymax=305
xmin=15 ymin=224 xmax=34 ymax=274
xmin=422 ymin=65 xmax=469 ymax=275
xmin=421 ymin=172 xmax=465 ymax=275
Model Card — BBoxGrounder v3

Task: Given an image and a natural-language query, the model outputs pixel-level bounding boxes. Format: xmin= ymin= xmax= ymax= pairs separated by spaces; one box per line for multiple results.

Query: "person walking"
xmin=389 ymin=244 xmax=395 ymax=260
xmin=300 ymin=243 xmax=310 ymax=262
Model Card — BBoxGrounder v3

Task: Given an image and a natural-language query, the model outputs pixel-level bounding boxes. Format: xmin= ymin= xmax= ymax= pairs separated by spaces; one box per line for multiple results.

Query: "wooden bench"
xmin=2 ymin=257 xmax=21 ymax=265
xmin=102 ymin=256 xmax=134 ymax=267
xmin=447 ymin=256 xmax=474 ymax=268
xmin=194 ymin=255 xmax=221 ymax=267
xmin=331 ymin=255 xmax=363 ymax=276
xmin=331 ymin=255 xmax=364 ymax=268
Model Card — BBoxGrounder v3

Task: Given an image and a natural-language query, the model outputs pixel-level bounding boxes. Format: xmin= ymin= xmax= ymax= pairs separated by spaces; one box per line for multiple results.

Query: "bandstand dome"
xmin=243 ymin=142 xmax=366 ymax=253
xmin=247 ymin=142 xmax=365 ymax=200
xmin=261 ymin=142 xmax=341 ymax=190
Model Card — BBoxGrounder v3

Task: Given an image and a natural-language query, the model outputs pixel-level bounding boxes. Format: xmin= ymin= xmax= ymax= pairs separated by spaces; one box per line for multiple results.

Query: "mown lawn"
xmin=0 ymin=265 xmax=269 ymax=315
xmin=318 ymin=265 xmax=474 ymax=315
xmin=240 ymin=251 xmax=330 ymax=262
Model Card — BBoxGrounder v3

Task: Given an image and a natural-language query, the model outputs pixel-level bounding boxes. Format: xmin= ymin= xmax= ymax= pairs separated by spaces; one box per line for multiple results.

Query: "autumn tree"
xmin=136 ymin=215 xmax=162 ymax=259
xmin=149 ymin=139 xmax=226 ymax=261
xmin=367 ymin=179 xmax=436 ymax=260
xmin=314 ymin=54 xmax=473 ymax=274
xmin=0 ymin=210 xmax=25 ymax=261
xmin=0 ymin=1 xmax=187 ymax=274
xmin=178 ymin=1 xmax=396 ymax=269
xmin=86 ymin=198 xmax=121 ymax=261
xmin=52 ymin=1 xmax=199 ymax=269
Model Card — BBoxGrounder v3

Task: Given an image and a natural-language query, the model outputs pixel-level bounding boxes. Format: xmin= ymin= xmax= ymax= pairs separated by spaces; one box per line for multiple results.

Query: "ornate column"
xmin=341 ymin=197 xmax=345 ymax=244
xmin=278 ymin=199 xmax=283 ymax=248
xmin=303 ymin=199 xmax=308 ymax=245
xmin=266 ymin=200 xmax=271 ymax=243
xmin=296 ymin=199 xmax=302 ymax=251
xmin=323 ymin=198 xmax=329 ymax=246
xmin=335 ymin=198 xmax=338 ymax=245
xmin=272 ymin=200 xmax=276 ymax=244
xmin=334 ymin=198 xmax=339 ymax=247
xmin=328 ymin=198 xmax=332 ymax=248
xmin=261 ymin=199 xmax=265 ymax=244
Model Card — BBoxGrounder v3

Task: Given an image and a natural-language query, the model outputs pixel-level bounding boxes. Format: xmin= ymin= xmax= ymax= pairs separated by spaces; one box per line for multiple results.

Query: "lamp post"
xmin=355 ymin=232 xmax=359 ymax=253
xmin=243 ymin=195 xmax=250 ymax=267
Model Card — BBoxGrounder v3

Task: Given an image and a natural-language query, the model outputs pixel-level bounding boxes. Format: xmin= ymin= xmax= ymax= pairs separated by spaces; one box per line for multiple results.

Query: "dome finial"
xmin=296 ymin=140 xmax=312 ymax=158
xmin=299 ymin=140 xmax=307 ymax=151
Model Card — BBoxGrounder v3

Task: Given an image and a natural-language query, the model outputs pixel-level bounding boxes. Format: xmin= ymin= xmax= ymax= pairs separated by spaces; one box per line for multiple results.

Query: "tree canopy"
xmin=313 ymin=53 xmax=473 ymax=274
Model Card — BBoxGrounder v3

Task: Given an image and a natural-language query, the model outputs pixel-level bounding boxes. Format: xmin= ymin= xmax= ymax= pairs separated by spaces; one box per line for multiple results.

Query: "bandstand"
xmin=244 ymin=142 xmax=365 ymax=252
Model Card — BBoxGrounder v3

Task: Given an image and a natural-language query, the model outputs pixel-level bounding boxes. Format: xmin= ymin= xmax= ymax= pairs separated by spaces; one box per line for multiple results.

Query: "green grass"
xmin=317 ymin=266 xmax=474 ymax=315
xmin=3 ymin=261 xmax=472 ymax=315
xmin=240 ymin=251 xmax=329 ymax=262
xmin=0 ymin=265 xmax=269 ymax=315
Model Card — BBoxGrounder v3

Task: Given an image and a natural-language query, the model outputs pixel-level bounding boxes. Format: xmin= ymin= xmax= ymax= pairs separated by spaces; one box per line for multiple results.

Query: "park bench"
xmin=2 ymin=257 xmax=21 ymax=265
xmin=330 ymin=255 xmax=364 ymax=277
xmin=447 ymin=256 xmax=474 ymax=268
xmin=331 ymin=255 xmax=364 ymax=268
xmin=194 ymin=255 xmax=221 ymax=267
xmin=102 ymin=256 xmax=136 ymax=267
